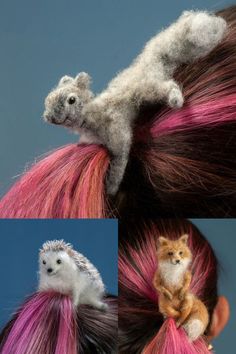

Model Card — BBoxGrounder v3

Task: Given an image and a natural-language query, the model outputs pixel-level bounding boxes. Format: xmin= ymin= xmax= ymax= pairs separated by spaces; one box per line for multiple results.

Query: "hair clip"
xmin=39 ymin=239 xmax=108 ymax=310
xmin=153 ymin=234 xmax=210 ymax=341
xmin=44 ymin=11 xmax=227 ymax=196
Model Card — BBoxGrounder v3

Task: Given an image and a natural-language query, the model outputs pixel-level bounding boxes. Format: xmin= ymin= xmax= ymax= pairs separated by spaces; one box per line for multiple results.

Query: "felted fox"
xmin=153 ymin=234 xmax=209 ymax=341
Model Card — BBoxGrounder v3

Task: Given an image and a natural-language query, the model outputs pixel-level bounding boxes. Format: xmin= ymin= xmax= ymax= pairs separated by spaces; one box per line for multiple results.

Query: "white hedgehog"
xmin=38 ymin=239 xmax=108 ymax=310
xmin=44 ymin=10 xmax=227 ymax=195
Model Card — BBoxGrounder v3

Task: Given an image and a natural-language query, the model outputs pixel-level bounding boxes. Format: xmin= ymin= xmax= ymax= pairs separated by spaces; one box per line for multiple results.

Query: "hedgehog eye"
xmin=179 ymin=251 xmax=183 ymax=255
xmin=168 ymin=252 xmax=173 ymax=256
xmin=68 ymin=96 xmax=76 ymax=104
xmin=57 ymin=259 xmax=62 ymax=264
xmin=42 ymin=260 xmax=46 ymax=265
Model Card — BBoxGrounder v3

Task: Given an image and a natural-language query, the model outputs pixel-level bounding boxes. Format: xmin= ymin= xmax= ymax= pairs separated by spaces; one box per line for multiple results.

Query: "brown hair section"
xmin=114 ymin=6 xmax=236 ymax=218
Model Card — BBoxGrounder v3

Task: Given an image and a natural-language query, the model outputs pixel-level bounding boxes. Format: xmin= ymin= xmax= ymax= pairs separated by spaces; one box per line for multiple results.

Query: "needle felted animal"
xmin=39 ymin=239 xmax=108 ymax=310
xmin=0 ymin=240 xmax=117 ymax=354
xmin=153 ymin=234 xmax=209 ymax=341
xmin=44 ymin=11 xmax=227 ymax=195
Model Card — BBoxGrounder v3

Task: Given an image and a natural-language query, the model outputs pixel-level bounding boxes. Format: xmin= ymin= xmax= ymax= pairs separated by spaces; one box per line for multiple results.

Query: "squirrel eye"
xmin=168 ymin=252 xmax=173 ymax=256
xmin=57 ymin=259 xmax=62 ymax=264
xmin=42 ymin=260 xmax=46 ymax=265
xmin=68 ymin=96 xmax=76 ymax=104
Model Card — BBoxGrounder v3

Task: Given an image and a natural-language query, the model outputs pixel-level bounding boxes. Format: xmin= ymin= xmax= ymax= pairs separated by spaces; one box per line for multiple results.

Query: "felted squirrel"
xmin=44 ymin=11 xmax=227 ymax=195
xmin=153 ymin=234 xmax=209 ymax=341
xmin=39 ymin=239 xmax=108 ymax=310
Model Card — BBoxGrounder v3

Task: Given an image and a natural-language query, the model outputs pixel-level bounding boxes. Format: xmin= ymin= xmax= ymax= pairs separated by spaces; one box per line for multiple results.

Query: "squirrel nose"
xmin=47 ymin=268 xmax=53 ymax=273
xmin=50 ymin=116 xmax=62 ymax=125
xmin=44 ymin=112 xmax=57 ymax=124
xmin=50 ymin=117 xmax=56 ymax=123
xmin=46 ymin=115 xmax=56 ymax=124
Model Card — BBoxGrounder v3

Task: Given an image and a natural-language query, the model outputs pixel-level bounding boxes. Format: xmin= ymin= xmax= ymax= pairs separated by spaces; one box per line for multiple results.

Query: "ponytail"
xmin=0 ymin=292 xmax=118 ymax=353
xmin=119 ymin=219 xmax=218 ymax=353
xmin=0 ymin=144 xmax=111 ymax=218
xmin=142 ymin=319 xmax=211 ymax=354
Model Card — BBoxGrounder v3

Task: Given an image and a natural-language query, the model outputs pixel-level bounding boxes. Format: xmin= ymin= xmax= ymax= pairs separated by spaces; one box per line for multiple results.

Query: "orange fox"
xmin=153 ymin=234 xmax=209 ymax=341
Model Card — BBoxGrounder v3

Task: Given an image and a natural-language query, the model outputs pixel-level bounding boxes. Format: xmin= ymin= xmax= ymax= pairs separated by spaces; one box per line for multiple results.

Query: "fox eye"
xmin=168 ymin=252 xmax=173 ymax=256
xmin=42 ymin=260 xmax=46 ymax=265
xmin=68 ymin=96 xmax=76 ymax=104
xmin=179 ymin=251 xmax=183 ymax=255
xmin=57 ymin=259 xmax=62 ymax=264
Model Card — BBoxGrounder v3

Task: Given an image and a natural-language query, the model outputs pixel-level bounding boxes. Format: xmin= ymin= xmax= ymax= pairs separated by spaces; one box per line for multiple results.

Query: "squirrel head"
xmin=43 ymin=72 xmax=94 ymax=128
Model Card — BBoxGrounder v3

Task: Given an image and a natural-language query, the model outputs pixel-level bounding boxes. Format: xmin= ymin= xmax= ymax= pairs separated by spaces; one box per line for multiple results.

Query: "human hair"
xmin=118 ymin=6 xmax=236 ymax=218
xmin=0 ymin=145 xmax=110 ymax=218
xmin=0 ymin=292 xmax=117 ymax=354
xmin=1 ymin=6 xmax=236 ymax=218
xmin=118 ymin=218 xmax=218 ymax=353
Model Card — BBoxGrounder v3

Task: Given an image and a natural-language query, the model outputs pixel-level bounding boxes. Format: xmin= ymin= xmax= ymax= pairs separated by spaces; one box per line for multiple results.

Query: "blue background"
xmin=190 ymin=219 xmax=236 ymax=354
xmin=0 ymin=219 xmax=118 ymax=328
xmin=0 ymin=0 xmax=234 ymax=196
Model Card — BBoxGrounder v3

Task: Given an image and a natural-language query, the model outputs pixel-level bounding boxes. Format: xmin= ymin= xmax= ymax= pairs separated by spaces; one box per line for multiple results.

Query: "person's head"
xmin=119 ymin=218 xmax=229 ymax=353
xmin=44 ymin=72 xmax=93 ymax=128
xmin=1 ymin=6 xmax=236 ymax=218
xmin=117 ymin=6 xmax=236 ymax=218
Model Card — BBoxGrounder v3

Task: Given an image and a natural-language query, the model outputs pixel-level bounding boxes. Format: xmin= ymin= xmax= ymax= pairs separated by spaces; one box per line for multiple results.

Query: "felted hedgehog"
xmin=44 ymin=10 xmax=227 ymax=195
xmin=38 ymin=239 xmax=108 ymax=310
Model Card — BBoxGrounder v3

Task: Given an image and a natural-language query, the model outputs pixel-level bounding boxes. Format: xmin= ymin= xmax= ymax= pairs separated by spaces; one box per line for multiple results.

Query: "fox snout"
xmin=173 ymin=258 xmax=181 ymax=265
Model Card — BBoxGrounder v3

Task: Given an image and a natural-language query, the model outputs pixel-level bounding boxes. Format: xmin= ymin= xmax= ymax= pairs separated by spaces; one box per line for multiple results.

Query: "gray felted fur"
xmin=44 ymin=10 xmax=227 ymax=195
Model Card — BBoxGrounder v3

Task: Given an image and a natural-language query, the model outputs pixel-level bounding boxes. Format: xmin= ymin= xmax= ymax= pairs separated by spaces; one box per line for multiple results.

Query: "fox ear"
xmin=58 ymin=75 xmax=73 ymax=86
xmin=179 ymin=234 xmax=189 ymax=244
xmin=158 ymin=236 xmax=169 ymax=247
xmin=75 ymin=72 xmax=92 ymax=89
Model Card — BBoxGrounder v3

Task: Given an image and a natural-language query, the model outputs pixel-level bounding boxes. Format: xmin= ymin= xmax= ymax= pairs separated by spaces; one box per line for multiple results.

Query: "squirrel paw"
xmin=99 ymin=302 xmax=109 ymax=311
xmin=167 ymin=86 xmax=184 ymax=108
xmin=106 ymin=177 xmax=118 ymax=196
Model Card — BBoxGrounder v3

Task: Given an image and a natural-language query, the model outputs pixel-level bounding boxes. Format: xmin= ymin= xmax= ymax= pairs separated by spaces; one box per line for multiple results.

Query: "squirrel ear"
xmin=179 ymin=234 xmax=189 ymax=244
xmin=180 ymin=10 xmax=192 ymax=19
xmin=75 ymin=72 xmax=91 ymax=89
xmin=158 ymin=236 xmax=169 ymax=247
xmin=58 ymin=75 xmax=73 ymax=86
